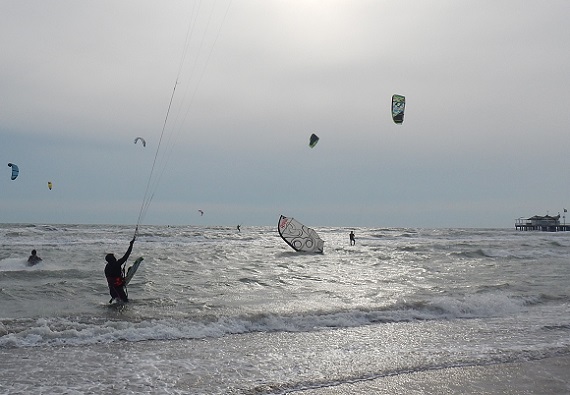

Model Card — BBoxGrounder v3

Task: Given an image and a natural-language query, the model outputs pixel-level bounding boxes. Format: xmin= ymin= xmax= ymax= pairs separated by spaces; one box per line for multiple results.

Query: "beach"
xmin=292 ymin=356 xmax=570 ymax=394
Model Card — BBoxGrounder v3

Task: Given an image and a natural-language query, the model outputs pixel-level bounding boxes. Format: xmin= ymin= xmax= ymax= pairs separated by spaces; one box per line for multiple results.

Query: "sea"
xmin=1 ymin=224 xmax=570 ymax=394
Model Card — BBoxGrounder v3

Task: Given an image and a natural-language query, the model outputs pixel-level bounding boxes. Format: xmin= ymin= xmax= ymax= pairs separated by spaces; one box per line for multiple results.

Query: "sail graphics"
xmin=278 ymin=215 xmax=324 ymax=253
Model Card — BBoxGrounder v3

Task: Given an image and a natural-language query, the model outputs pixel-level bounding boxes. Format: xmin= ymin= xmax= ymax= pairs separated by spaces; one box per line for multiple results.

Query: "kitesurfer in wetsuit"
xmin=349 ymin=231 xmax=356 ymax=246
xmin=105 ymin=237 xmax=135 ymax=303
xmin=27 ymin=249 xmax=42 ymax=265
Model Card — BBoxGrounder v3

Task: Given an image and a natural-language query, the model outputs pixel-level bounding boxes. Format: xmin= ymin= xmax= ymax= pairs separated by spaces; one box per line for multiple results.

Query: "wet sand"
xmin=293 ymin=356 xmax=570 ymax=394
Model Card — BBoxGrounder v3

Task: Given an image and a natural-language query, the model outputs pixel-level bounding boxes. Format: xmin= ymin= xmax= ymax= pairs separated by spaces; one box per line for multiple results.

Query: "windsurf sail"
xmin=7 ymin=163 xmax=19 ymax=180
xmin=278 ymin=215 xmax=324 ymax=253
xmin=309 ymin=133 xmax=319 ymax=148
xmin=391 ymin=94 xmax=405 ymax=124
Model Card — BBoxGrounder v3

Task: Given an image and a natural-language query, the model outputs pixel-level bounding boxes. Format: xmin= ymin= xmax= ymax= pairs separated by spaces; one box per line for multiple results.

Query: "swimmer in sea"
xmin=27 ymin=249 xmax=42 ymax=266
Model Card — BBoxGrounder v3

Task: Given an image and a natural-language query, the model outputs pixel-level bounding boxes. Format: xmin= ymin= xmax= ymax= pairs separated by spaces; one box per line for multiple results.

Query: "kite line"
xmin=134 ymin=0 xmax=232 ymax=237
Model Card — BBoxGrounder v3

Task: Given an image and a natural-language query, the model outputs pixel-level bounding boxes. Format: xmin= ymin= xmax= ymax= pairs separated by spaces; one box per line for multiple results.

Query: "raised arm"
xmin=117 ymin=237 xmax=135 ymax=265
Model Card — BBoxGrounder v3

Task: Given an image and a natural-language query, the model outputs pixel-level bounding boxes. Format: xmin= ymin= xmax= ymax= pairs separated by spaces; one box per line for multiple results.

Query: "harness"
xmin=106 ymin=261 xmax=130 ymax=303
xmin=107 ymin=276 xmax=125 ymax=287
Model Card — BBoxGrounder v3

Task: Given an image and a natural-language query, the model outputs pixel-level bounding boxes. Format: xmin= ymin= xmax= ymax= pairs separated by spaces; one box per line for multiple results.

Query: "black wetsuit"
xmin=27 ymin=255 xmax=42 ymax=266
xmin=105 ymin=241 xmax=133 ymax=302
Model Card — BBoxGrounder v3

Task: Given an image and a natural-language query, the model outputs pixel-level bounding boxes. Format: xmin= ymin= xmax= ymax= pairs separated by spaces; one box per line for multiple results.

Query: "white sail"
xmin=278 ymin=215 xmax=324 ymax=253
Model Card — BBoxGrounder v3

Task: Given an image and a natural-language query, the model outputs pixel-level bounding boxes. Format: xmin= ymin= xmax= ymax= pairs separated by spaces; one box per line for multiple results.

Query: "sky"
xmin=2 ymin=0 xmax=570 ymax=228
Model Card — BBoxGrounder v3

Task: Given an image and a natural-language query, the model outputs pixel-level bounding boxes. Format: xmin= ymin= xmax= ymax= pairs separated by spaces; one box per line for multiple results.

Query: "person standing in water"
xmin=104 ymin=237 xmax=135 ymax=303
xmin=27 ymin=249 xmax=42 ymax=265
xmin=349 ymin=231 xmax=356 ymax=246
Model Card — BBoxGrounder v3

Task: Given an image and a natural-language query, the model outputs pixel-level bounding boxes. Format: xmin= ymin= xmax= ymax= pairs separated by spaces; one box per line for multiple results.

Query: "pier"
xmin=515 ymin=214 xmax=570 ymax=231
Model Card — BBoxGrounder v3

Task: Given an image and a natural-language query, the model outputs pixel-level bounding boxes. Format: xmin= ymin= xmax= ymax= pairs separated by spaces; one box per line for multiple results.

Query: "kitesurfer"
xmin=105 ymin=237 xmax=135 ymax=303
xmin=237 ymin=224 xmax=241 ymax=232
xmin=349 ymin=231 xmax=356 ymax=246
xmin=27 ymin=249 xmax=42 ymax=265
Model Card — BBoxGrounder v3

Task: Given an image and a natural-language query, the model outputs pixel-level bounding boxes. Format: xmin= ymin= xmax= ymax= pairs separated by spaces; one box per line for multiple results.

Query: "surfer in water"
xmin=349 ymin=231 xmax=356 ymax=246
xmin=27 ymin=249 xmax=42 ymax=265
xmin=105 ymin=237 xmax=135 ymax=303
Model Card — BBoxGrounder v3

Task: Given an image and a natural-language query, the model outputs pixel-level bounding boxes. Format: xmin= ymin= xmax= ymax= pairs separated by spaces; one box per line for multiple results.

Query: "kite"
xmin=7 ymin=163 xmax=19 ymax=180
xmin=47 ymin=181 xmax=53 ymax=190
xmin=391 ymin=94 xmax=405 ymax=124
xmin=309 ymin=133 xmax=319 ymax=148
xmin=134 ymin=137 xmax=146 ymax=147
xmin=278 ymin=215 xmax=324 ymax=253
xmin=198 ymin=210 xmax=204 ymax=216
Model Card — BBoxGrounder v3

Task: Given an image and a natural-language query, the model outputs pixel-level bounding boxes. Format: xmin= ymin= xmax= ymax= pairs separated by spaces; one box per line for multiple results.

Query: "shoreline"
xmin=292 ymin=355 xmax=570 ymax=394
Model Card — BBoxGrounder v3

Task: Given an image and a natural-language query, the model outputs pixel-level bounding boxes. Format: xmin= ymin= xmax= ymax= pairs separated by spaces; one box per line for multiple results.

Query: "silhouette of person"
xmin=104 ymin=237 xmax=135 ymax=303
xmin=27 ymin=249 xmax=42 ymax=265
xmin=349 ymin=231 xmax=355 ymax=246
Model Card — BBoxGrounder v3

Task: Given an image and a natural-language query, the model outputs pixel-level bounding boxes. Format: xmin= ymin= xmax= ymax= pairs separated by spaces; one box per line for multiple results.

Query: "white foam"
xmin=0 ymin=294 xmax=530 ymax=349
xmin=0 ymin=257 xmax=42 ymax=271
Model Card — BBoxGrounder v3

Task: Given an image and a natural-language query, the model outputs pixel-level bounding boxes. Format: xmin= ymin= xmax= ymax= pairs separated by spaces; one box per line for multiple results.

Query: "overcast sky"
xmin=2 ymin=1 xmax=570 ymax=228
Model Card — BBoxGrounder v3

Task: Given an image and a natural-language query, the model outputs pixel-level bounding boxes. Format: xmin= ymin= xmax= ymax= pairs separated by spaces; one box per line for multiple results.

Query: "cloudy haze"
xmin=2 ymin=1 xmax=570 ymax=228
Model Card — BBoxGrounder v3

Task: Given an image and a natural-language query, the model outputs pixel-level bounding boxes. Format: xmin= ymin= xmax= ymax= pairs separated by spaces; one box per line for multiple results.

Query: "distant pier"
xmin=515 ymin=214 xmax=570 ymax=232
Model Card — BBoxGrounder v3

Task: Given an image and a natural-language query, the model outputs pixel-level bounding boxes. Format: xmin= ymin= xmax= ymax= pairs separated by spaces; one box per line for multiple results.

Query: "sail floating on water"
xmin=278 ymin=215 xmax=324 ymax=253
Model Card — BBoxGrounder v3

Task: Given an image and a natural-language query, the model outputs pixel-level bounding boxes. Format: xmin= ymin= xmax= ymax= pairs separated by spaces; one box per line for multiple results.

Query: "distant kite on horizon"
xmin=47 ymin=181 xmax=53 ymax=190
xmin=134 ymin=137 xmax=146 ymax=147
xmin=391 ymin=94 xmax=405 ymax=124
xmin=309 ymin=133 xmax=319 ymax=148
xmin=7 ymin=163 xmax=19 ymax=180
xmin=198 ymin=210 xmax=204 ymax=216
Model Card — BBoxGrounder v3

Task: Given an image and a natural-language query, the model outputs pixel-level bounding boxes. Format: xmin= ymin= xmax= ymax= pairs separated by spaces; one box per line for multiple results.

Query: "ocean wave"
xmin=0 ymin=257 xmax=41 ymax=271
xmin=450 ymin=249 xmax=496 ymax=259
xmin=0 ymin=293 xmax=534 ymax=349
